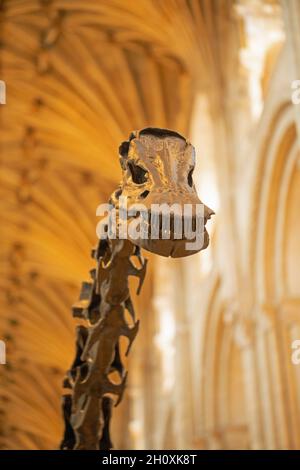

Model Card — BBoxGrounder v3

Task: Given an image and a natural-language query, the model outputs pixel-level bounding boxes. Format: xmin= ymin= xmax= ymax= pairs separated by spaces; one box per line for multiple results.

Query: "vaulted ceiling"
xmin=0 ymin=0 xmax=233 ymax=449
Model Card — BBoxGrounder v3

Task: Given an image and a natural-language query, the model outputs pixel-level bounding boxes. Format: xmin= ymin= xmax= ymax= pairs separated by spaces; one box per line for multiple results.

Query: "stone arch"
xmin=248 ymin=101 xmax=300 ymax=449
xmin=199 ymin=276 xmax=248 ymax=448
xmin=249 ymin=103 xmax=297 ymax=303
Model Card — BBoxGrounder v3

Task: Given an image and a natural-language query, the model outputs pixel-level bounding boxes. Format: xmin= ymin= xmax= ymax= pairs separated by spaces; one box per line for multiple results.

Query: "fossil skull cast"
xmin=61 ymin=128 xmax=214 ymax=450
xmin=101 ymin=128 xmax=214 ymax=258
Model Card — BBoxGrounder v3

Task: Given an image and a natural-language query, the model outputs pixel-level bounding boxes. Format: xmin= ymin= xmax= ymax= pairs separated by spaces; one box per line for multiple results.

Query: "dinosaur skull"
xmin=110 ymin=127 xmax=214 ymax=258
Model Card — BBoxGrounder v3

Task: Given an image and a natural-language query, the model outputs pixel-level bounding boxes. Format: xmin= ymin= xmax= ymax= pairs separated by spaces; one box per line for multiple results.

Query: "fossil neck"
xmin=60 ymin=238 xmax=147 ymax=450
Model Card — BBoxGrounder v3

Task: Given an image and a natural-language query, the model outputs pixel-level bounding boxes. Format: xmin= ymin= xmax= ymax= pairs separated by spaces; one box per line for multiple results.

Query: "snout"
xmin=125 ymin=192 xmax=214 ymax=257
xmin=133 ymin=214 xmax=210 ymax=258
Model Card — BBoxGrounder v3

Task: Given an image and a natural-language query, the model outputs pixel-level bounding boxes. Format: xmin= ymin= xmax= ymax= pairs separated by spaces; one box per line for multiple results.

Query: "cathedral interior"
xmin=1 ymin=0 xmax=300 ymax=450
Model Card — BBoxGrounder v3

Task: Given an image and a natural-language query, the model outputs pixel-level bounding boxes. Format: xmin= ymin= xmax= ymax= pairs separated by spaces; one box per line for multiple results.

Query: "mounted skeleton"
xmin=60 ymin=128 xmax=213 ymax=450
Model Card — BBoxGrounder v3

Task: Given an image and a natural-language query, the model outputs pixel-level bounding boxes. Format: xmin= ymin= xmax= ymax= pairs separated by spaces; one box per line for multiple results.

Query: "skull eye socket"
xmin=128 ymin=161 xmax=148 ymax=184
xmin=187 ymin=168 xmax=194 ymax=187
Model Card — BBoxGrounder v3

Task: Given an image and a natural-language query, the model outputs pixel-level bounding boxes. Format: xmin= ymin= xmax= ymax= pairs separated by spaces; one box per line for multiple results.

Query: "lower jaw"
xmin=130 ymin=230 xmax=209 ymax=258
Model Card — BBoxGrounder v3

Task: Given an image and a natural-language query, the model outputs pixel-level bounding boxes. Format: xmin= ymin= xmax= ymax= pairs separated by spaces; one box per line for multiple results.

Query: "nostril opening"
xmin=140 ymin=190 xmax=149 ymax=199
xmin=115 ymin=188 xmax=122 ymax=199
xmin=187 ymin=168 xmax=194 ymax=187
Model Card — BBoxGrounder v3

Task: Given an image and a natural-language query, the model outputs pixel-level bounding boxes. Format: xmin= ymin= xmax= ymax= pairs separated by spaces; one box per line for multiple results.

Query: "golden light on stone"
xmin=1 ymin=0 xmax=300 ymax=451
